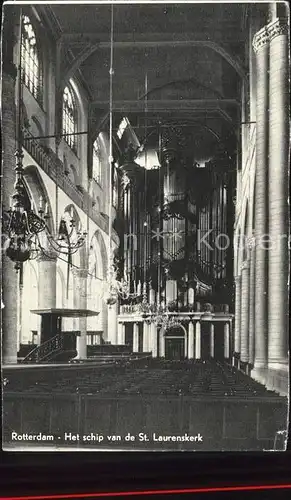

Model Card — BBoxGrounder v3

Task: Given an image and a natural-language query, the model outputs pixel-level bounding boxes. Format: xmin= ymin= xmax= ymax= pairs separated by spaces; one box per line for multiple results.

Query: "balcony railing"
xmin=22 ymin=334 xmax=64 ymax=363
xmin=22 ymin=128 xmax=116 ymax=241
xmin=120 ymin=302 xmax=232 ymax=316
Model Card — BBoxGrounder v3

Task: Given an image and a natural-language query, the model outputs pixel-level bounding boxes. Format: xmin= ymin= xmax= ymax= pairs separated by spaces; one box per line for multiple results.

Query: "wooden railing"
xmin=22 ymin=334 xmax=64 ymax=363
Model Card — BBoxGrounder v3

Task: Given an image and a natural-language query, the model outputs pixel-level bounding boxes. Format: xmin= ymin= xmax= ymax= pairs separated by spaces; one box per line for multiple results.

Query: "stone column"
xmin=107 ymin=302 xmax=118 ymax=345
xmin=188 ymin=321 xmax=194 ymax=359
xmin=37 ymin=251 xmax=58 ymax=309
xmin=240 ymin=260 xmax=250 ymax=363
xmin=267 ymin=18 xmax=289 ymax=371
xmin=159 ymin=328 xmax=165 ymax=357
xmin=234 ymin=276 xmax=242 ymax=354
xmin=210 ymin=323 xmax=215 ymax=358
xmin=143 ymin=322 xmax=149 ymax=352
xmin=252 ymin=26 xmax=269 ymax=375
xmin=117 ymin=321 xmax=125 ymax=345
xmin=195 ymin=322 xmax=201 ymax=360
xmin=2 ymin=66 xmax=19 ymax=364
xmin=35 ymin=249 xmax=58 ymax=345
xmin=248 ymin=238 xmax=256 ymax=365
xmin=133 ymin=322 xmax=139 ymax=352
xmin=73 ymin=267 xmax=88 ymax=359
xmin=151 ymin=323 xmax=158 ymax=357
xmin=224 ymin=322 xmax=230 ymax=359
xmin=184 ymin=330 xmax=188 ymax=358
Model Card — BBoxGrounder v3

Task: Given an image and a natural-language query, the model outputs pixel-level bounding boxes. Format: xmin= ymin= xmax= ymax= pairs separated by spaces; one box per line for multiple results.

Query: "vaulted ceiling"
xmin=39 ymin=2 xmax=250 ymax=156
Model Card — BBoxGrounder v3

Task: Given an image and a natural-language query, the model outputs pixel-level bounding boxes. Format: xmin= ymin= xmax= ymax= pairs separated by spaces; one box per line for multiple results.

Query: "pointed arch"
xmin=21 ymin=13 xmax=43 ymax=103
xmin=62 ymin=84 xmax=77 ymax=151
xmin=23 ymin=164 xmax=54 ymax=233
xmin=89 ymin=229 xmax=108 ymax=278
xmin=61 ymin=204 xmax=87 ymax=269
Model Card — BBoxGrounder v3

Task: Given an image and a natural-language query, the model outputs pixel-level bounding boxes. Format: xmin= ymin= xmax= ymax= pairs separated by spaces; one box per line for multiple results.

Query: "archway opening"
xmin=164 ymin=323 xmax=185 ymax=360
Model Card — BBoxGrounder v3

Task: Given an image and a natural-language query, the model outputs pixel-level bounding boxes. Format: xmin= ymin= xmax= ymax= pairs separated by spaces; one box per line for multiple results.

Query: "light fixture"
xmin=2 ymin=9 xmax=86 ymax=271
xmin=103 ymin=5 xmax=135 ymax=306
xmin=2 ymin=10 xmax=45 ymax=271
xmin=36 ymin=200 xmax=87 ymax=259
xmin=2 ymin=150 xmax=46 ymax=271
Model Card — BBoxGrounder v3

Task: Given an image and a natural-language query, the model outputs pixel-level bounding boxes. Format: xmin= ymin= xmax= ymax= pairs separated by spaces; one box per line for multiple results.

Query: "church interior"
xmin=1 ymin=2 xmax=289 ymax=451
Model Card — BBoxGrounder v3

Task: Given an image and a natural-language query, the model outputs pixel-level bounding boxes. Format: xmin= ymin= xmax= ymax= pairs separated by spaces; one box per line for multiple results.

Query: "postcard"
xmin=1 ymin=0 xmax=289 ymax=451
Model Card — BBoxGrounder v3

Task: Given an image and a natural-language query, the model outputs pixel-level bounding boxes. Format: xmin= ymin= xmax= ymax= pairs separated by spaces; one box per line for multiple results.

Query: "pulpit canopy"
xmin=30 ymin=308 xmax=99 ymax=317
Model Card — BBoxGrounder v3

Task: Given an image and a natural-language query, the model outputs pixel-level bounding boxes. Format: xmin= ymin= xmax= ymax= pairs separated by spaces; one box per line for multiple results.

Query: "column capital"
xmin=253 ymin=25 xmax=269 ymax=52
xmin=253 ymin=18 xmax=289 ymax=52
xmin=268 ymin=18 xmax=289 ymax=42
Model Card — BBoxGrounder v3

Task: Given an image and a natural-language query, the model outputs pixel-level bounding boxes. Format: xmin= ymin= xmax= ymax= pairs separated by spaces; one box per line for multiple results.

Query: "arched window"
xmin=62 ymin=86 xmax=77 ymax=152
xmin=92 ymin=137 xmax=102 ymax=184
xmin=21 ymin=15 xmax=43 ymax=103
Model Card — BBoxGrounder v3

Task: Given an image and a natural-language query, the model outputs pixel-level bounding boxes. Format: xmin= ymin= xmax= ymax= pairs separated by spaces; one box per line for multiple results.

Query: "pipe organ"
xmin=116 ymin=125 xmax=235 ymax=311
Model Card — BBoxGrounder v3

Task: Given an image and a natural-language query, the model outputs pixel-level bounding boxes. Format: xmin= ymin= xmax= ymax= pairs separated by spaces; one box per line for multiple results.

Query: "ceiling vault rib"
xmin=60 ymin=40 xmax=246 ymax=88
xmin=61 ymin=42 xmax=101 ymax=89
xmin=90 ymin=99 xmax=240 ymax=109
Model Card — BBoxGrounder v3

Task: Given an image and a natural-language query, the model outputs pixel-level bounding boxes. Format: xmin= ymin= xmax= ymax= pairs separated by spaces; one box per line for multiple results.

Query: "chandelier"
xmin=36 ymin=201 xmax=87 ymax=259
xmin=2 ymin=151 xmax=46 ymax=271
xmin=103 ymin=257 xmax=130 ymax=305
xmin=140 ymin=299 xmax=180 ymax=330
xmin=104 ymin=254 xmax=142 ymax=305
xmin=2 ymin=9 xmax=86 ymax=271
xmin=104 ymin=5 xmax=141 ymax=306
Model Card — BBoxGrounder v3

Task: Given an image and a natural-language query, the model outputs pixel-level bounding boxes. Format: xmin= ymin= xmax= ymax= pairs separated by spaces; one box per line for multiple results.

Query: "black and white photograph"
xmin=1 ymin=0 xmax=289 ymax=451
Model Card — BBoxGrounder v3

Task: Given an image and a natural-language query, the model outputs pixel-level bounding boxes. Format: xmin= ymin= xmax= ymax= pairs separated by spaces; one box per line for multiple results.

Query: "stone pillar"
xmin=133 ymin=322 xmax=139 ymax=352
xmin=2 ymin=67 xmax=19 ymax=364
xmin=184 ymin=330 xmax=188 ymax=358
xmin=143 ymin=322 xmax=149 ymax=352
xmin=37 ymin=251 xmax=57 ymax=309
xmin=159 ymin=328 xmax=165 ymax=357
xmin=252 ymin=26 xmax=269 ymax=375
xmin=195 ymin=322 xmax=201 ymax=360
xmin=210 ymin=323 xmax=215 ymax=358
xmin=224 ymin=322 xmax=230 ymax=359
xmin=117 ymin=322 xmax=125 ymax=345
xmin=151 ymin=323 xmax=158 ymax=357
xmin=234 ymin=276 xmax=242 ymax=354
xmin=188 ymin=321 xmax=194 ymax=359
xmin=240 ymin=260 xmax=250 ymax=363
xmin=73 ymin=267 xmax=88 ymax=359
xmin=248 ymin=239 xmax=256 ymax=365
xmin=267 ymin=18 xmax=289 ymax=371
xmin=107 ymin=302 xmax=118 ymax=345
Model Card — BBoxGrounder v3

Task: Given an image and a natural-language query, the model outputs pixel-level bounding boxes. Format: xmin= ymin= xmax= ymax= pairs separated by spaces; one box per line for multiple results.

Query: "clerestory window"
xmin=21 ymin=15 xmax=43 ymax=103
xmin=62 ymin=85 xmax=77 ymax=152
